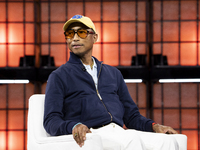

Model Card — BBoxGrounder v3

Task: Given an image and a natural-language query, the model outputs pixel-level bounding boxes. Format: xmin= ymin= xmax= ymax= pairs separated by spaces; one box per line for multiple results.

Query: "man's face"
xmin=65 ymin=22 xmax=98 ymax=57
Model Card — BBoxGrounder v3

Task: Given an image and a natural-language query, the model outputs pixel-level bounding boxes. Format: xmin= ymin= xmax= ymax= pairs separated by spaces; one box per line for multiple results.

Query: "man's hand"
xmin=153 ymin=124 xmax=178 ymax=134
xmin=72 ymin=124 xmax=91 ymax=147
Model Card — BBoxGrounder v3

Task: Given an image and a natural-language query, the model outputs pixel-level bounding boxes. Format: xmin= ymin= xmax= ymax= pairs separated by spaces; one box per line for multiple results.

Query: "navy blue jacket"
xmin=43 ymin=52 xmax=154 ymax=136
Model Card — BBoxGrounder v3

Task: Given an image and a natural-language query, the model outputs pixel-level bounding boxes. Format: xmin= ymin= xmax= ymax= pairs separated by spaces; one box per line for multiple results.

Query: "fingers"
xmin=72 ymin=124 xmax=91 ymax=147
xmin=153 ymin=124 xmax=178 ymax=134
xmin=162 ymin=126 xmax=178 ymax=134
xmin=165 ymin=127 xmax=178 ymax=134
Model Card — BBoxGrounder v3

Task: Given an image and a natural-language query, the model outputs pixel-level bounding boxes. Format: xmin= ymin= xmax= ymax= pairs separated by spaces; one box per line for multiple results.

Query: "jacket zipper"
xmin=96 ymin=89 xmax=113 ymax=122
xmin=97 ymin=63 xmax=113 ymax=122
xmin=86 ymin=62 xmax=113 ymax=122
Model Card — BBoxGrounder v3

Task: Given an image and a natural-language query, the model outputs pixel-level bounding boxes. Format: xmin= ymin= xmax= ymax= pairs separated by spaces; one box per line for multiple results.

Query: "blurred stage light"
xmin=124 ymin=79 xmax=143 ymax=83
xmin=0 ymin=80 xmax=29 ymax=84
xmin=159 ymin=79 xmax=200 ymax=83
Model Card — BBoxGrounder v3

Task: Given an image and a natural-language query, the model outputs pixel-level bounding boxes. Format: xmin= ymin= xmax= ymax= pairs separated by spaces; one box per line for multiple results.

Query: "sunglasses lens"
xmin=65 ymin=30 xmax=74 ymax=39
xmin=65 ymin=29 xmax=90 ymax=39
xmin=77 ymin=29 xmax=88 ymax=38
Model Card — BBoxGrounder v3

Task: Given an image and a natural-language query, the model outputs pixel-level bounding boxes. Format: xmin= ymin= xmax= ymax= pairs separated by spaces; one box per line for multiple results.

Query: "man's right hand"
xmin=72 ymin=124 xmax=92 ymax=147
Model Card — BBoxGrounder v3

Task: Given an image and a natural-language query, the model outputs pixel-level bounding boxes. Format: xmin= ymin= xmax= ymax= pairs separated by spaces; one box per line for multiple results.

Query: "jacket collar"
xmin=68 ymin=52 xmax=82 ymax=64
xmin=68 ymin=52 xmax=103 ymax=72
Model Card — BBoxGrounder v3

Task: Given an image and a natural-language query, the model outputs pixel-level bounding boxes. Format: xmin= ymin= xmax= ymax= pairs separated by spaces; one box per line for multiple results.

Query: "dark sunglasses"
xmin=64 ymin=28 xmax=95 ymax=39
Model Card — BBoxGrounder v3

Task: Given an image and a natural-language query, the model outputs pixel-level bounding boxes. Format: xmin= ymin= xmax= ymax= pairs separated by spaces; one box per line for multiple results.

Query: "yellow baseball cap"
xmin=63 ymin=15 xmax=96 ymax=33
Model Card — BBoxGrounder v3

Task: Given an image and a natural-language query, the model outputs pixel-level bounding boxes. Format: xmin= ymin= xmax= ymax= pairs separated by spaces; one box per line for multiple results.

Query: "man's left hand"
xmin=153 ymin=124 xmax=178 ymax=134
xmin=72 ymin=124 xmax=91 ymax=147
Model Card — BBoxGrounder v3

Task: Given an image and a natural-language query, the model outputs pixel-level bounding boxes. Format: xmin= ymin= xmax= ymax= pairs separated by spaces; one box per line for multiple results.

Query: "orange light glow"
xmin=0 ymin=111 xmax=6 ymax=129
xmin=85 ymin=2 xmax=101 ymax=22
xmin=103 ymin=2 xmax=118 ymax=21
xmin=181 ymin=1 xmax=196 ymax=20
xmin=25 ymin=45 xmax=34 ymax=55
xmin=41 ymin=44 xmax=49 ymax=55
xmin=67 ymin=3 xmax=83 ymax=18
xmin=181 ymin=22 xmax=196 ymax=41
xmin=0 ymin=3 xmax=6 ymax=22
xmin=182 ymin=130 xmax=198 ymax=150
xmin=8 ymin=3 xmax=23 ymax=22
xmin=121 ymin=23 xmax=136 ymax=42
xmin=120 ymin=2 xmax=136 ymax=21
xmin=50 ymin=2 xmax=65 ymax=22
xmin=8 ymin=131 xmax=24 ymax=150
xmin=25 ymin=24 xmax=34 ymax=43
xmin=92 ymin=44 xmax=101 ymax=61
xmin=0 ymin=45 xmax=7 ymax=67
xmin=198 ymin=43 xmax=200 ymax=65
xmin=182 ymin=109 xmax=198 ymax=129
xmin=163 ymin=22 xmax=179 ymax=41
xmin=181 ymin=84 xmax=197 ymax=107
xmin=8 ymin=84 xmax=24 ymax=108
xmin=8 ymin=45 xmax=24 ymax=67
xmin=153 ymin=23 xmax=161 ymax=42
xmin=153 ymin=109 xmax=162 ymax=125
xmin=163 ymin=44 xmax=179 ymax=66
xmin=8 ymin=24 xmax=23 ymax=43
xmin=163 ymin=109 xmax=179 ymax=129
xmin=180 ymin=43 xmax=197 ymax=66
xmin=50 ymin=23 xmax=65 ymax=43
xmin=139 ymin=110 xmax=147 ymax=118
xmin=103 ymin=23 xmax=118 ymax=42
xmin=51 ymin=44 xmax=66 ymax=66
xmin=8 ymin=111 xmax=24 ymax=130
xmin=103 ymin=44 xmax=119 ymax=66
xmin=0 ymin=132 xmax=6 ymax=150
xmin=0 ymin=24 xmax=6 ymax=43
xmin=120 ymin=44 xmax=136 ymax=66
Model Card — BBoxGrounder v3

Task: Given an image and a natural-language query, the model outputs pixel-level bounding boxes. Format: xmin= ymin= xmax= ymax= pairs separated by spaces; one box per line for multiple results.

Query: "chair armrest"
xmin=30 ymin=133 xmax=104 ymax=150
xmin=168 ymin=134 xmax=187 ymax=150
xmin=35 ymin=133 xmax=98 ymax=144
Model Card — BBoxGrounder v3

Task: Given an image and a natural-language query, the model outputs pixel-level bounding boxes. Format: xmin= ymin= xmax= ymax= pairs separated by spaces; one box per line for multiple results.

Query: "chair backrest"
xmin=27 ymin=94 xmax=50 ymax=146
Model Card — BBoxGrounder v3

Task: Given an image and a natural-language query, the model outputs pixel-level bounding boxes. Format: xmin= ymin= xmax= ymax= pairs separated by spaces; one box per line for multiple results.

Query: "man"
xmin=44 ymin=15 xmax=179 ymax=149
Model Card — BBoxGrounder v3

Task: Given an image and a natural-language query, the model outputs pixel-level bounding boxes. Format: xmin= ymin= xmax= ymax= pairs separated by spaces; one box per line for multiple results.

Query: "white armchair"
xmin=27 ymin=94 xmax=104 ymax=150
xmin=27 ymin=94 xmax=187 ymax=150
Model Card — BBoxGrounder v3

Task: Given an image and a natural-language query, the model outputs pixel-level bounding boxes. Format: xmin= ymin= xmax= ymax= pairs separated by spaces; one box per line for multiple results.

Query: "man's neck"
xmin=80 ymin=51 xmax=93 ymax=64
xmin=81 ymin=57 xmax=93 ymax=68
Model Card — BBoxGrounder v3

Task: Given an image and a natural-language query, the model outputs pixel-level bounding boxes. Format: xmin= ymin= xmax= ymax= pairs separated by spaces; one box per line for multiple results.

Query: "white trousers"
xmin=85 ymin=123 xmax=187 ymax=150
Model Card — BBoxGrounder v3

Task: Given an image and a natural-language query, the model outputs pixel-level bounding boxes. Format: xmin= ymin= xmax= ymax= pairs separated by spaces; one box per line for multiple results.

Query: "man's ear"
xmin=93 ymin=34 xmax=98 ymax=43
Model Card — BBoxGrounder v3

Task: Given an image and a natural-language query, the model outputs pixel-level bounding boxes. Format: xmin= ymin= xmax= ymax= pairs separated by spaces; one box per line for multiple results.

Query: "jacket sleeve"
xmin=117 ymin=70 xmax=154 ymax=132
xmin=43 ymin=72 xmax=78 ymax=136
